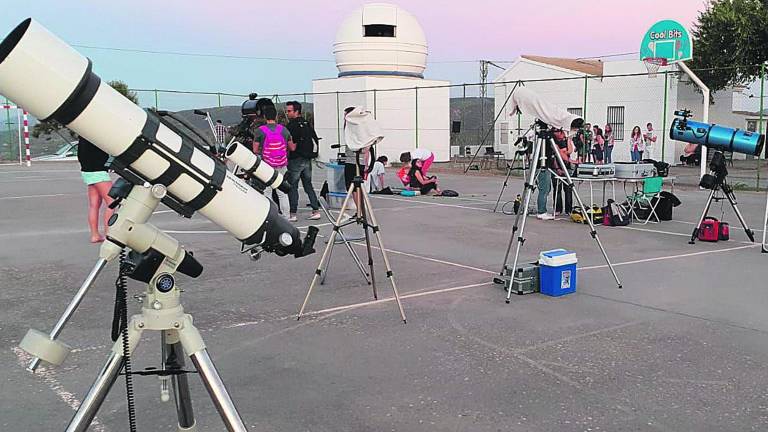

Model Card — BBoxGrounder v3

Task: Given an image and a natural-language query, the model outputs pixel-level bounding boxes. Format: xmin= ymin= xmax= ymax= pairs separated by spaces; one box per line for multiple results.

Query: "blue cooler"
xmin=538 ymin=249 xmax=577 ymax=297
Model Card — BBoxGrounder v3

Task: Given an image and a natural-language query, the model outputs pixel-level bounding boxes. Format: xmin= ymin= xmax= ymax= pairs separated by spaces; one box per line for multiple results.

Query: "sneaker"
xmin=288 ymin=214 xmax=298 ymax=222
xmin=536 ymin=213 xmax=555 ymax=220
xmin=307 ymin=212 xmax=321 ymax=221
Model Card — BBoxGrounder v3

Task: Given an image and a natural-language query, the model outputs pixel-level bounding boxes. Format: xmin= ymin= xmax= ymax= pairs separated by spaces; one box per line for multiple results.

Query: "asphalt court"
xmin=2 ymin=162 xmax=768 ymax=431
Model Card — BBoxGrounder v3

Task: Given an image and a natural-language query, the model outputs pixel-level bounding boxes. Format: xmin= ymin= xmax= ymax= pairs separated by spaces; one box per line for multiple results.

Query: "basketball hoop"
xmin=643 ymin=57 xmax=668 ymax=78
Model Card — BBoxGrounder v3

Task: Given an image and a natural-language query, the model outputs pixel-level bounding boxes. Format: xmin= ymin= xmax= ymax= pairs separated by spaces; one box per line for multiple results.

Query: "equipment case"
xmin=496 ymin=262 xmax=540 ymax=295
xmin=614 ymin=162 xmax=656 ymax=179
xmin=576 ymin=163 xmax=615 ymax=178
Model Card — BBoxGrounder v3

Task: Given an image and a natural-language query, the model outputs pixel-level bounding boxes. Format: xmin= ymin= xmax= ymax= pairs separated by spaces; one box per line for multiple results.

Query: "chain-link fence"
xmin=6 ymin=64 xmax=766 ymax=187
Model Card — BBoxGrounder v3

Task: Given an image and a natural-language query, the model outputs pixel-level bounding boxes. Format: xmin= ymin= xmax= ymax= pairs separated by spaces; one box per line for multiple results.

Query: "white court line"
xmin=579 ymin=243 xmax=759 ymax=271
xmin=350 ymin=241 xmax=497 ymax=275
xmin=300 ymin=281 xmax=492 ymax=317
xmin=371 ymin=195 xmax=491 ymax=211
xmin=0 ymin=192 xmax=78 ymax=200
xmin=12 ymin=347 xmax=108 ymax=432
xmin=669 ymin=219 xmax=765 ymax=233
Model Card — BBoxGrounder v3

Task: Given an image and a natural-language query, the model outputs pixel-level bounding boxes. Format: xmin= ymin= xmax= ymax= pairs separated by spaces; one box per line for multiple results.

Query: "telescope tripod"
xmin=492 ymin=149 xmax=530 ymax=213
xmin=498 ymin=128 xmax=622 ymax=303
xmin=690 ymin=166 xmax=755 ymax=245
xmin=19 ymin=182 xmax=251 ymax=431
xmin=316 ymin=195 xmax=371 ymax=286
xmin=298 ymin=162 xmax=407 ymax=322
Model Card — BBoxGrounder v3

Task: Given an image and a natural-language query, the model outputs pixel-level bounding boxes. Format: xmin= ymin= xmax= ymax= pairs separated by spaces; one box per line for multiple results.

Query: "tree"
xmin=31 ymin=79 xmax=138 ymax=138
xmin=689 ymin=0 xmax=768 ymax=92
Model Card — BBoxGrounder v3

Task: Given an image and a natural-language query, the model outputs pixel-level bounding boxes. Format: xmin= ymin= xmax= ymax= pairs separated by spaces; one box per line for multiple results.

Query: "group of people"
xmin=571 ymin=122 xmax=657 ymax=164
xmin=395 ymin=149 xmax=441 ymax=195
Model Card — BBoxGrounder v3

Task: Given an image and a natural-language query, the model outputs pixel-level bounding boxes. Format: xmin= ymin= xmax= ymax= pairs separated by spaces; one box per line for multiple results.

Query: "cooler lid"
xmin=539 ymin=249 xmax=578 ymax=266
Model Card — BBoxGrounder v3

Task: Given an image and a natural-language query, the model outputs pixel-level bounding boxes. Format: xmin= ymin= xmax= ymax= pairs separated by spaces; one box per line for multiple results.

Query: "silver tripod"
xmin=498 ymin=124 xmax=623 ymax=303
xmin=19 ymin=183 xmax=250 ymax=431
xmin=298 ymin=157 xmax=407 ymax=322
xmin=317 ymin=195 xmax=371 ymax=285
xmin=492 ymin=146 xmax=531 ymax=213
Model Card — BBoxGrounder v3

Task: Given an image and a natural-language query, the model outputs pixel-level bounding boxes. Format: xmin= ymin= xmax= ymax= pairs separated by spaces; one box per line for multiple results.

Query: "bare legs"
xmin=86 ymin=181 xmax=114 ymax=243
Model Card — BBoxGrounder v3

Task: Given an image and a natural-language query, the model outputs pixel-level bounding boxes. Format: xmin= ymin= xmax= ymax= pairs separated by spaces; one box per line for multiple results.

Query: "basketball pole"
xmin=676 ymin=61 xmax=710 ymax=181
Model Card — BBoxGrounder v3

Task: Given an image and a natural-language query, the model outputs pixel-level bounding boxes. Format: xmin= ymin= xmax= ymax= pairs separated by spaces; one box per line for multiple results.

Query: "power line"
xmin=72 ymin=43 xmax=516 ymax=65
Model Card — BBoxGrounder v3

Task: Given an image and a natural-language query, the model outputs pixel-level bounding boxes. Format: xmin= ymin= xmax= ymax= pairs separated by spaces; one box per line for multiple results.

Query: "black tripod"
xmin=690 ymin=151 xmax=755 ymax=244
xmin=493 ymin=134 xmax=533 ymax=213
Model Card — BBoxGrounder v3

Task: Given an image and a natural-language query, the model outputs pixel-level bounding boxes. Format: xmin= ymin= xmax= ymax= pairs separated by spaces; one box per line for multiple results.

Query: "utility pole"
xmin=479 ymin=60 xmax=506 ymax=150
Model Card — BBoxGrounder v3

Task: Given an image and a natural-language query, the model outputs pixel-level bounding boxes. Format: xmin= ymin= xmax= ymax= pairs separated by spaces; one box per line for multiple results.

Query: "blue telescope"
xmin=669 ymin=110 xmax=765 ymax=157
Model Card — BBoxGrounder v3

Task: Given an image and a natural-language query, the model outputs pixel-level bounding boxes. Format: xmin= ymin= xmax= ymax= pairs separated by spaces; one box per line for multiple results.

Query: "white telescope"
xmin=0 ymin=18 xmax=312 ymax=256
xmin=509 ymin=87 xmax=584 ymax=132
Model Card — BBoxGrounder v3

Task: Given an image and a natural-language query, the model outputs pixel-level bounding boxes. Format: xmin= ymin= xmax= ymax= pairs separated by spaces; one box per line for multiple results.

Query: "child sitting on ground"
xmin=369 ymin=155 xmax=388 ymax=192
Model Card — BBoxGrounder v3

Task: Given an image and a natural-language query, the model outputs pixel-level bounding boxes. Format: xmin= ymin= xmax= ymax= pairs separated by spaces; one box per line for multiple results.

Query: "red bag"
xmin=719 ymin=222 xmax=730 ymax=241
xmin=698 ymin=217 xmax=720 ymax=242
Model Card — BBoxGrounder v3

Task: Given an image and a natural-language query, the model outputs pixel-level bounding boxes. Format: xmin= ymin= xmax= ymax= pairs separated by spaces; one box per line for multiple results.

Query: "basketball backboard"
xmin=640 ymin=20 xmax=693 ymax=63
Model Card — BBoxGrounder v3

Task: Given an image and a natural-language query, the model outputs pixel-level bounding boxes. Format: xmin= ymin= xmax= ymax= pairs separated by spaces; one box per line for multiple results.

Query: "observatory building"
xmin=313 ymin=3 xmax=450 ymax=162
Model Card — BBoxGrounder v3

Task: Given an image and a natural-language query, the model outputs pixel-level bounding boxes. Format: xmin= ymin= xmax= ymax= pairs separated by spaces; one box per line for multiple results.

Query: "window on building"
xmin=500 ymin=122 xmax=508 ymax=145
xmin=606 ymin=106 xmax=625 ymax=141
xmin=747 ymin=120 xmax=757 ymax=132
xmin=364 ymin=25 xmax=396 ymax=37
xmin=567 ymin=107 xmax=583 ymax=117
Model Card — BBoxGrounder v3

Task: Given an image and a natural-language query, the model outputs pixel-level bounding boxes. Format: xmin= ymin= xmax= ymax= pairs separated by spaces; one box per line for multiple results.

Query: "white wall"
xmin=675 ymin=79 xmax=753 ymax=160
xmin=494 ymin=59 xmax=678 ymax=163
xmin=312 ymin=76 xmax=450 ymax=163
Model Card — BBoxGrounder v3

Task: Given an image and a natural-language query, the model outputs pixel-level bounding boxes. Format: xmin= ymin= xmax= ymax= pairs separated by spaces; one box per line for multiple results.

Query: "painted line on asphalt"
xmin=579 ymin=243 xmax=759 ymax=271
xmin=12 ymin=347 xmax=109 ymax=432
xmin=0 ymin=192 xmax=78 ymax=200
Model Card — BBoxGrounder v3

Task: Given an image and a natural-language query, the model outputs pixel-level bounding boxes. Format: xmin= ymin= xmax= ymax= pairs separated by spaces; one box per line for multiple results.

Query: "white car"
xmin=33 ymin=141 xmax=78 ymax=161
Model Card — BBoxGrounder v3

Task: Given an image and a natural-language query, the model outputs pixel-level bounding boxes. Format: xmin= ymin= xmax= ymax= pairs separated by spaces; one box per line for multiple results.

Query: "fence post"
xmin=154 ymin=89 xmax=159 ymax=110
xmin=303 ymin=93 xmax=307 ymax=104
xmin=757 ymin=63 xmax=765 ymax=189
xmin=583 ymin=76 xmax=588 ymax=122
xmin=4 ymin=97 xmax=12 ymax=161
xmin=661 ymin=71 xmax=669 ymax=164
xmin=415 ymin=87 xmax=419 ymax=148
xmin=217 ymin=92 xmax=222 ymax=107
xmin=335 ymin=91 xmax=340 ymax=148
xmin=373 ymin=89 xmax=377 ymax=119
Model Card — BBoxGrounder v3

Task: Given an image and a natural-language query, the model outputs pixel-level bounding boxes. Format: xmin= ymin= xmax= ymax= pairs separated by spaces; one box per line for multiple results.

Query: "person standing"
xmin=253 ymin=105 xmax=295 ymax=217
xmin=603 ymin=124 xmax=615 ymax=163
xmin=583 ymin=123 xmax=593 ymax=163
xmin=643 ymin=122 xmax=657 ymax=160
xmin=592 ymin=126 xmax=605 ymax=165
xmin=552 ymin=129 xmax=573 ymax=215
xmin=77 ymin=137 xmax=114 ymax=243
xmin=214 ymin=119 xmax=228 ymax=154
xmin=630 ymin=125 xmax=645 ymax=161
xmin=284 ymin=101 xmax=321 ymax=222
xmin=536 ymin=130 xmax=558 ymax=220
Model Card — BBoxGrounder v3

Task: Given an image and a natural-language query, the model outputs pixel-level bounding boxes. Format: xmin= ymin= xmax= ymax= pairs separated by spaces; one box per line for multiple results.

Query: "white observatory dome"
xmin=333 ymin=3 xmax=428 ymax=78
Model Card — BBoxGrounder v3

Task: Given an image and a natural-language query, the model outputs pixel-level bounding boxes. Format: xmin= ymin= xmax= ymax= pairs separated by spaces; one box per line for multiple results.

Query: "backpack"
xmin=440 ymin=189 xmax=459 ymax=197
xmin=293 ymin=118 xmax=319 ymax=159
xmin=258 ymin=124 xmax=288 ymax=168
xmin=602 ymin=199 xmax=630 ymax=226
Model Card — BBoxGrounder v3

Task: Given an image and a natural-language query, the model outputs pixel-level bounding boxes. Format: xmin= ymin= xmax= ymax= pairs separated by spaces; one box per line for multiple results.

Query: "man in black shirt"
xmin=285 ymin=101 xmax=321 ymax=221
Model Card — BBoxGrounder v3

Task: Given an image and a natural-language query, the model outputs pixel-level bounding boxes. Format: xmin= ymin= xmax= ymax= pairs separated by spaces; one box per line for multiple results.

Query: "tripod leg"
xmin=493 ymin=157 xmax=517 ymax=213
xmin=65 ymin=324 xmax=143 ymax=432
xmin=724 ymin=189 xmax=755 ymax=242
xmin=320 ymin=202 xmax=370 ymax=284
xmin=502 ymin=139 xmax=543 ymax=303
xmin=360 ymin=189 xmax=407 ymax=323
xmin=178 ymin=320 xmax=248 ymax=432
xmin=762 ymin=189 xmax=768 ymax=252
xmin=165 ymin=333 xmax=196 ymax=431
xmin=690 ymin=188 xmax=717 ymax=244
xmin=550 ymin=139 xmax=622 ymax=289
xmin=298 ymin=183 xmax=355 ymax=319
xmin=319 ymin=239 xmax=335 ymax=285
xmin=358 ymin=186 xmax=378 ymax=300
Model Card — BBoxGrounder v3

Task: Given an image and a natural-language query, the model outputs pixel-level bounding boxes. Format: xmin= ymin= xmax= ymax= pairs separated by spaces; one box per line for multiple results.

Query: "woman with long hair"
xmin=592 ymin=126 xmax=605 ymax=164
xmin=630 ymin=125 xmax=645 ymax=161
xmin=408 ymin=158 xmax=441 ymax=195
xmin=603 ymin=124 xmax=615 ymax=163
xmin=77 ymin=136 xmax=114 ymax=243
